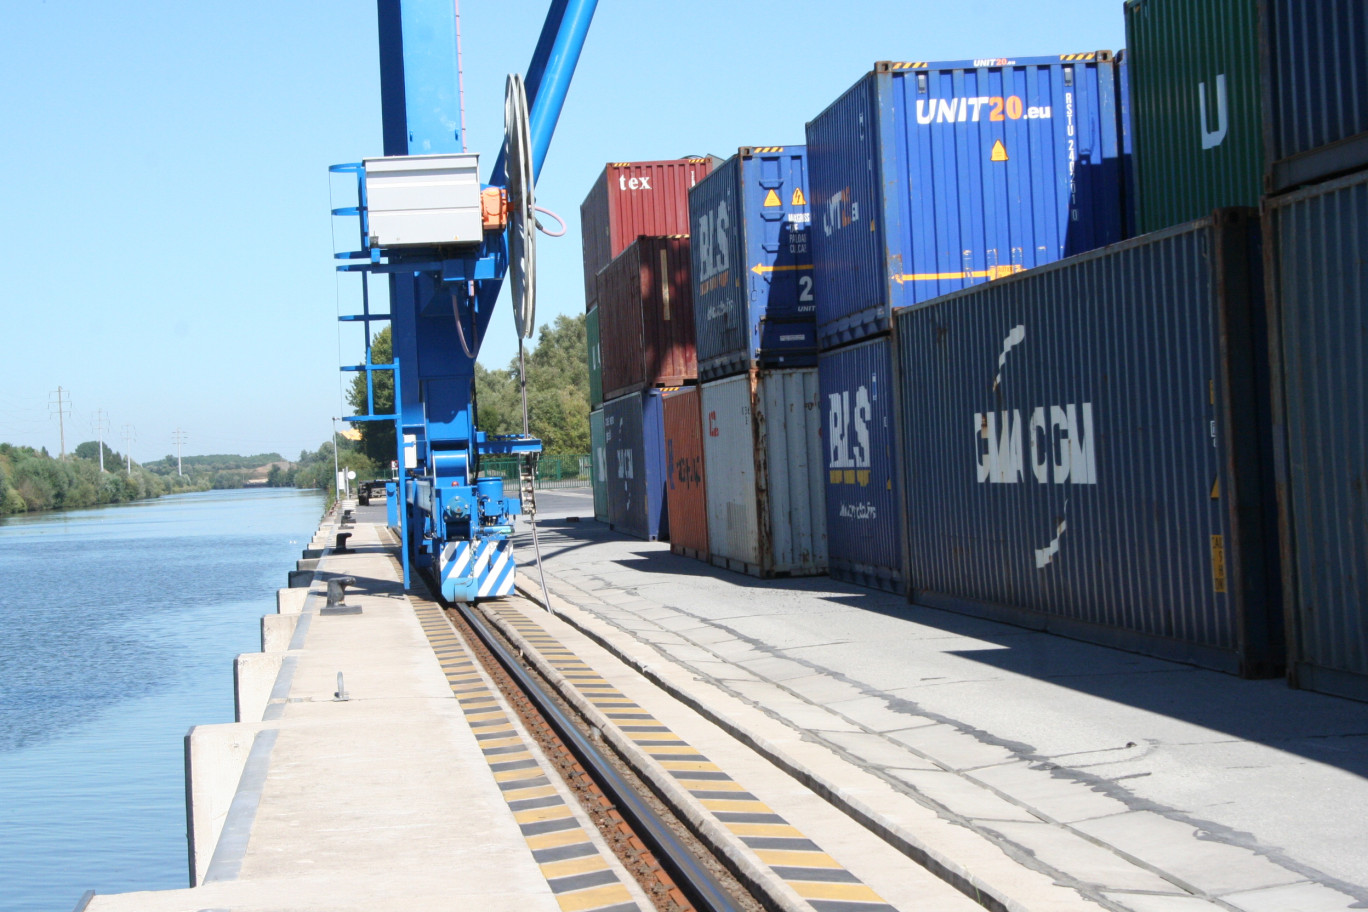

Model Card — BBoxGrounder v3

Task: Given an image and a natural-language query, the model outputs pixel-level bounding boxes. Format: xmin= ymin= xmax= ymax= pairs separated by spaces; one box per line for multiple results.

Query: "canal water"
xmin=0 ymin=487 xmax=324 ymax=912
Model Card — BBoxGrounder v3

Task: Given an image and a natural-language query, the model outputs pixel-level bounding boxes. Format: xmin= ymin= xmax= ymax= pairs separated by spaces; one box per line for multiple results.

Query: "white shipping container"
xmin=701 ymin=369 xmax=827 ymax=577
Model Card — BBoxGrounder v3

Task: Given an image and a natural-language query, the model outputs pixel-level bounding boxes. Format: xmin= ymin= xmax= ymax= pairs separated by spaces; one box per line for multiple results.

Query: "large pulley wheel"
xmin=505 ymin=73 xmax=535 ymax=340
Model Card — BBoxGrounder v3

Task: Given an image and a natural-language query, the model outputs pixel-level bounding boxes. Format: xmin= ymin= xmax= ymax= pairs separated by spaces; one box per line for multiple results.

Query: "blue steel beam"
xmin=490 ymin=0 xmax=598 ymax=186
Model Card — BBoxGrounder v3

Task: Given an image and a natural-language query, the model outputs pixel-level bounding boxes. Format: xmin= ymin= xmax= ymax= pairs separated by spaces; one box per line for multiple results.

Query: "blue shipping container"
xmin=1266 ymin=170 xmax=1368 ymax=701
xmin=1116 ymin=50 xmax=1138 ymax=239
xmin=807 ymin=54 xmax=1125 ymax=349
xmin=1263 ymin=0 xmax=1368 ymax=193
xmin=894 ymin=210 xmax=1280 ymax=676
xmin=604 ymin=390 xmax=670 ymax=542
xmin=819 ymin=337 xmax=904 ymax=593
xmin=691 ymin=146 xmax=818 ymax=381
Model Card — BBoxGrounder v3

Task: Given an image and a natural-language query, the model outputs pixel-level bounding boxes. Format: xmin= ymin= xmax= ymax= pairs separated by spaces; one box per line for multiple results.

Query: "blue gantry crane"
xmin=330 ymin=0 xmax=596 ymax=601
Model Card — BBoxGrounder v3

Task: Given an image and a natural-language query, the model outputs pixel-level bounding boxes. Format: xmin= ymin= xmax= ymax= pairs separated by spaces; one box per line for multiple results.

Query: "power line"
xmin=48 ymin=387 xmax=72 ymax=458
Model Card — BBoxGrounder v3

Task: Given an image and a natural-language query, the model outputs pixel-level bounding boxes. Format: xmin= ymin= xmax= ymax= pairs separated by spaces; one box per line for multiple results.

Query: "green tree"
xmin=475 ymin=313 xmax=590 ymax=455
xmin=345 ymin=327 xmax=397 ymax=466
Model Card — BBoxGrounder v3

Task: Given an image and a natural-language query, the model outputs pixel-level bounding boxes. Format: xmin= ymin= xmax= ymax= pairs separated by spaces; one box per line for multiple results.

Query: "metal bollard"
xmin=335 ymin=532 xmax=351 ymax=553
xmin=326 ymin=576 xmax=356 ymax=607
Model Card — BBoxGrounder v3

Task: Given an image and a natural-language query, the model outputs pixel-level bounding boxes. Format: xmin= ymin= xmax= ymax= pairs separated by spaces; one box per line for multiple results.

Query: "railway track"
xmin=412 ymin=571 xmax=759 ymax=912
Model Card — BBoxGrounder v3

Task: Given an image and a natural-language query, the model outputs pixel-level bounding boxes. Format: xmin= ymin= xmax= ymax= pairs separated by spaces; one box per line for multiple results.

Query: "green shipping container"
xmin=1124 ymin=0 xmax=1264 ymax=233
xmin=590 ymin=407 xmax=608 ymax=522
xmin=587 ymin=306 xmax=603 ymax=409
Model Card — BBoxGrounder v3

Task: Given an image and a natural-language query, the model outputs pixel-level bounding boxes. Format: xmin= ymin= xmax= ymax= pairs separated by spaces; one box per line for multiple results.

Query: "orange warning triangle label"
xmin=763 ymin=189 xmax=781 ymax=207
xmin=991 ymin=140 xmax=1009 ymax=162
xmin=791 ymin=187 xmax=806 ymax=206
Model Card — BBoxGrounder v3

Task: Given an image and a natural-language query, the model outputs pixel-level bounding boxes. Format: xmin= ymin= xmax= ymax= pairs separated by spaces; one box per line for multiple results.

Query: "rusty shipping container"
xmin=701 ymin=369 xmax=827 ymax=578
xmin=1262 ymin=0 xmax=1368 ymax=193
xmin=894 ymin=210 xmax=1281 ymax=676
xmin=1266 ymin=170 xmax=1368 ymax=701
xmin=598 ymin=236 xmax=697 ymax=401
xmin=663 ymin=387 xmax=708 ymax=561
xmin=580 ymin=158 xmax=717 ymax=309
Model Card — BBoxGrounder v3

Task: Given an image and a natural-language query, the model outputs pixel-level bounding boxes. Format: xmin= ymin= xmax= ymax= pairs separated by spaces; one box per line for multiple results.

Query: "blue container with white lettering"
xmin=892 ymin=210 xmax=1281 ymax=677
xmin=603 ymin=390 xmax=670 ymax=542
xmin=690 ymin=147 xmax=818 ymax=381
xmin=819 ymin=336 xmax=904 ymax=593
xmin=807 ymin=55 xmax=1126 ymax=350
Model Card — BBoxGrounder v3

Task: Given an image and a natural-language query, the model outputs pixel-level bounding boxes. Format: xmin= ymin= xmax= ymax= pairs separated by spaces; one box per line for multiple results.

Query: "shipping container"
xmin=1262 ymin=0 xmax=1368 ymax=193
xmin=819 ymin=337 xmax=904 ymax=593
xmin=894 ymin=210 xmax=1281 ymax=677
xmin=806 ymin=54 xmax=1125 ymax=350
xmin=598 ymin=236 xmax=697 ymax=400
xmin=587 ymin=306 xmax=603 ymax=408
xmin=581 ymin=158 xmax=718 ymax=308
xmin=1266 ymin=171 xmax=1368 ymax=701
xmin=603 ymin=390 xmax=670 ymax=542
xmin=663 ymin=387 xmax=708 ymax=560
xmin=690 ymin=147 xmax=819 ymax=381
xmin=1116 ymin=50 xmax=1138 ymax=239
xmin=590 ymin=408 xmax=608 ymax=523
xmin=1123 ymin=0 xmax=1264 ymax=233
xmin=701 ymin=369 xmax=826 ymax=578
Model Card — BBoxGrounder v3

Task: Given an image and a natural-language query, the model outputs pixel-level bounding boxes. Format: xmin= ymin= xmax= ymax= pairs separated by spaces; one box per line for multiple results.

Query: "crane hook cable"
xmin=517 ymin=335 xmax=555 ymax=616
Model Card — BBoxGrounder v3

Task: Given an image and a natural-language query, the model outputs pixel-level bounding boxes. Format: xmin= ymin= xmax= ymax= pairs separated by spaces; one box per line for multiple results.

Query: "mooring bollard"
xmin=335 ymin=532 xmax=351 ymax=553
xmin=326 ymin=576 xmax=356 ymax=607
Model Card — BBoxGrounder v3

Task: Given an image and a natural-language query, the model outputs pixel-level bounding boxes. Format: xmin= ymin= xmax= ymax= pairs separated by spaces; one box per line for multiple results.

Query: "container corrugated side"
xmin=691 ymin=147 xmax=818 ymax=381
xmin=894 ymin=210 xmax=1281 ymax=676
xmin=1262 ymin=0 xmax=1368 ymax=193
xmin=590 ymin=408 xmax=608 ymax=522
xmin=701 ymin=369 xmax=826 ymax=578
xmin=587 ymin=306 xmax=603 ymax=408
xmin=580 ymin=158 xmax=717 ymax=307
xmin=806 ymin=55 xmax=1124 ymax=350
xmin=1123 ymin=0 xmax=1264 ymax=232
xmin=598 ymin=236 xmax=697 ymax=401
xmin=663 ymin=387 xmax=708 ymax=560
xmin=603 ymin=390 xmax=669 ymax=542
xmin=819 ymin=337 xmax=904 ymax=592
xmin=1116 ymin=50 xmax=1138 ymax=239
xmin=1266 ymin=170 xmax=1368 ymax=701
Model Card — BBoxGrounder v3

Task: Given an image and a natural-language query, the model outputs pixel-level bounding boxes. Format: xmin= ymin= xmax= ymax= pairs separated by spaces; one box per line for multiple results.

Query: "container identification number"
xmin=916 ymin=96 xmax=1052 ymax=125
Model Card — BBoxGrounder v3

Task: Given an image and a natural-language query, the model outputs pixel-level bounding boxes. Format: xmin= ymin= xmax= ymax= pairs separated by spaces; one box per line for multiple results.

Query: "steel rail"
xmin=448 ymin=598 xmax=743 ymax=912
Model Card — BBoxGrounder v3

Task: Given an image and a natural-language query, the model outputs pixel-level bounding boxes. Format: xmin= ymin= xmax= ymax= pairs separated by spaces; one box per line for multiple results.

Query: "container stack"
xmin=1123 ymin=0 xmax=1265 ymax=232
xmin=582 ymin=159 xmax=715 ymax=541
xmin=684 ymin=146 xmax=826 ymax=577
xmin=1259 ymin=0 xmax=1368 ymax=701
xmin=806 ymin=54 xmax=1128 ymax=593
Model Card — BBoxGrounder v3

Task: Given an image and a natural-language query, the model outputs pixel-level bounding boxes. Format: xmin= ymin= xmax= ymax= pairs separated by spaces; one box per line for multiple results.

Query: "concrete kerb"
xmin=511 ymin=577 xmax=1100 ymax=912
xmin=475 ymin=599 xmax=814 ymax=912
xmin=185 ymin=721 xmax=273 ymax=887
xmin=234 ymin=653 xmax=285 ymax=723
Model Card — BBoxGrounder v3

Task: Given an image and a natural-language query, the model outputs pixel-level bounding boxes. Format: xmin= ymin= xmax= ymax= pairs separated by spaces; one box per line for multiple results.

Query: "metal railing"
xmin=480 ymin=454 xmax=590 ymax=490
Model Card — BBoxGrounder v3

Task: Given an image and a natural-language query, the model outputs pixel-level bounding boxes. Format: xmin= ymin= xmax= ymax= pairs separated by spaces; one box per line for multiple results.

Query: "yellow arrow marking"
xmin=892 ymin=264 xmax=1024 ymax=283
xmin=791 ymin=187 xmax=807 ymax=206
xmin=763 ymin=189 xmax=782 ymax=207
xmin=752 ymin=262 xmax=815 ymax=275
xmin=991 ymin=139 xmax=1009 ymax=162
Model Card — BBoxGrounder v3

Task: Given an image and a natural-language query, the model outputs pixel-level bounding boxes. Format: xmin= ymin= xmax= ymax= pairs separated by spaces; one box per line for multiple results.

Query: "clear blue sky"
xmin=1 ymin=1 xmax=1125 ymax=464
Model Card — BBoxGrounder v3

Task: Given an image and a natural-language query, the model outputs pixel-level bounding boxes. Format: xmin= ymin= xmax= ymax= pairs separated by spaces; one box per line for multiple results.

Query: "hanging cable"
xmin=533 ymin=205 xmax=567 ymax=237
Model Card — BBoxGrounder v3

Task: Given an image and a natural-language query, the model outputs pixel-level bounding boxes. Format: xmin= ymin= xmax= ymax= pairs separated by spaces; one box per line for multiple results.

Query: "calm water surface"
xmin=0 ymin=488 xmax=324 ymax=911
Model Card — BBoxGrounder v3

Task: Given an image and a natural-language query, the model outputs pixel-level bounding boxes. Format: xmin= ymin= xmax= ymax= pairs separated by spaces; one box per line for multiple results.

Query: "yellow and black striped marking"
xmin=490 ymin=606 xmax=899 ymax=912
xmin=411 ymin=600 xmax=644 ymax=912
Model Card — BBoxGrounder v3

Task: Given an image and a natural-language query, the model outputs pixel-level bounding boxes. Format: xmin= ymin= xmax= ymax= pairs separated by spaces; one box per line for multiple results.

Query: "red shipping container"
xmin=580 ymin=158 xmax=717 ymax=310
xmin=598 ymin=236 xmax=697 ymax=400
xmin=663 ymin=387 xmax=708 ymax=561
